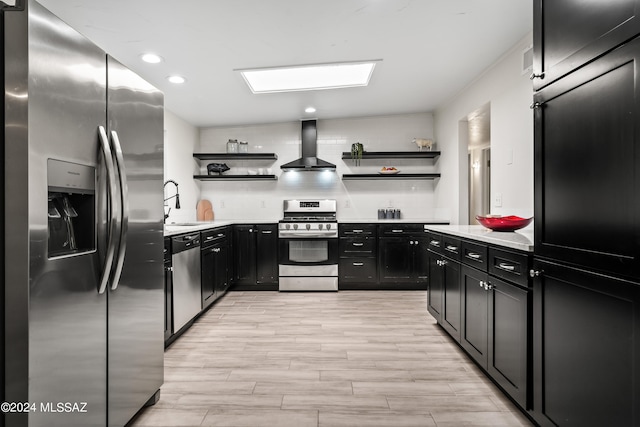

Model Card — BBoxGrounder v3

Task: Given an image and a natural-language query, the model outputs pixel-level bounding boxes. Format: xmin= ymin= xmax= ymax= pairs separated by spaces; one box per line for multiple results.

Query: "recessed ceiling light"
xmin=141 ymin=53 xmax=163 ymax=64
xmin=167 ymin=75 xmax=186 ymax=84
xmin=305 ymin=107 xmax=316 ymax=113
xmin=237 ymin=60 xmax=380 ymax=94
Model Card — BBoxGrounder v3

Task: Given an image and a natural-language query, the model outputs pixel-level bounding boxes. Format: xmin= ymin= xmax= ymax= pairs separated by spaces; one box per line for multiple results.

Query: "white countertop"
xmin=164 ymin=217 xmax=450 ymax=236
xmin=165 ymin=222 xmax=533 ymax=252
xmin=425 ymin=225 xmax=534 ymax=252
xmin=339 ymin=218 xmax=450 ymax=224
xmin=164 ymin=219 xmax=275 ymax=236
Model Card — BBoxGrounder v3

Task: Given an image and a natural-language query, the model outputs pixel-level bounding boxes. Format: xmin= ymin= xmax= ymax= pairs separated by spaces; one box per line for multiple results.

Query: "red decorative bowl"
xmin=475 ymin=215 xmax=533 ymax=232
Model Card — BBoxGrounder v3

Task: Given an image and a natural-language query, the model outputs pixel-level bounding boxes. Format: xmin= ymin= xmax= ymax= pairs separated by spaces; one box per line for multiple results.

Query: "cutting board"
xmin=196 ymin=199 xmax=214 ymax=221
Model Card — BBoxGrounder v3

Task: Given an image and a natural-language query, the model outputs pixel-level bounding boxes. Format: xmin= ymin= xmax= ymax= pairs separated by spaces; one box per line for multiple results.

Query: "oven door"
xmin=278 ymin=237 xmax=338 ymax=266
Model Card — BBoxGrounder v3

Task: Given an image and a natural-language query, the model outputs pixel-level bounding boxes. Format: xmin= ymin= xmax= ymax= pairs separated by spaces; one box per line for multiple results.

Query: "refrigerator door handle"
xmin=98 ymin=126 xmax=119 ymax=294
xmin=109 ymin=130 xmax=129 ymax=291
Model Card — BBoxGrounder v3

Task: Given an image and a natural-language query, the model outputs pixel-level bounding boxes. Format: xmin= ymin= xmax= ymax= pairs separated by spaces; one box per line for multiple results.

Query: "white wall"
xmin=198 ymin=113 xmax=446 ymax=221
xmin=164 ymin=109 xmax=200 ymax=223
xmin=434 ymin=33 xmax=534 ymax=225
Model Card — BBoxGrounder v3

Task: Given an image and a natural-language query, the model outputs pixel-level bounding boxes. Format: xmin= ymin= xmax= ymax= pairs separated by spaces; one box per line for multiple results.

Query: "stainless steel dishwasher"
xmin=171 ymin=232 xmax=202 ymax=332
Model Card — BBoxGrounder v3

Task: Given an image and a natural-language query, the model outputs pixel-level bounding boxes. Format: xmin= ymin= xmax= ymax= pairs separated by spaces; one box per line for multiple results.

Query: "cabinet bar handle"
xmin=352 ymin=242 xmax=364 ymax=247
xmin=530 ymin=269 xmax=543 ymax=278
xmin=352 ymin=262 xmax=364 ymax=266
xmin=530 ymin=71 xmax=545 ymax=80
xmin=430 ymin=241 xmax=441 ymax=247
xmin=261 ymin=230 xmax=272 ymax=234
xmin=352 ymin=229 xmax=363 ymax=233
xmin=498 ymin=262 xmax=516 ymax=271
xmin=213 ymin=247 xmax=221 ymax=253
xmin=217 ymin=233 xmax=225 ymax=237
xmin=467 ymin=252 xmax=481 ymax=259
xmin=392 ymin=229 xmax=403 ymax=233
xmin=206 ymin=236 xmax=214 ymax=240
xmin=445 ymin=245 xmax=458 ymax=252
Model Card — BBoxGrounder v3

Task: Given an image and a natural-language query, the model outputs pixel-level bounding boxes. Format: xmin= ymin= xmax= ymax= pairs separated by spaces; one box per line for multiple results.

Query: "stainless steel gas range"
xmin=278 ymin=199 xmax=339 ymax=291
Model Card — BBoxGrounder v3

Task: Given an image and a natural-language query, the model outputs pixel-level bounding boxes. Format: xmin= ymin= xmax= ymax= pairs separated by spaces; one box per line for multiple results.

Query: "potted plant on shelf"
xmin=351 ymin=142 xmax=363 ymax=166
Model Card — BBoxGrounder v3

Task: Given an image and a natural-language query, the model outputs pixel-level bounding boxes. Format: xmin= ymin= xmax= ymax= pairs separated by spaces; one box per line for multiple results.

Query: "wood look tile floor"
xmin=130 ymin=291 xmax=533 ymax=427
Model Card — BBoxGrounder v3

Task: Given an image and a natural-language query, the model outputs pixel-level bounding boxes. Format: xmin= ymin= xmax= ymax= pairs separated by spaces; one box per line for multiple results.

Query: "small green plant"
xmin=351 ymin=142 xmax=363 ymax=166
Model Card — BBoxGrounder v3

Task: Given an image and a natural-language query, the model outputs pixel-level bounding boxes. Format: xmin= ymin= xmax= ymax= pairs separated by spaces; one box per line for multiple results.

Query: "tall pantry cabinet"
xmin=531 ymin=1 xmax=640 ymax=426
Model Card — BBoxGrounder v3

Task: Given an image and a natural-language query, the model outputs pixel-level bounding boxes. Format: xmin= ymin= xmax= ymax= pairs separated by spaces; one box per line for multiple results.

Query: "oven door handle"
xmin=279 ymin=231 xmax=338 ymax=238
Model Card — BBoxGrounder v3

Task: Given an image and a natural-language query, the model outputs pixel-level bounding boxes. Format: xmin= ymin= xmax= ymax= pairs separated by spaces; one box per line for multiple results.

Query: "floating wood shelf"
xmin=194 ymin=174 xmax=278 ymax=181
xmin=341 ymin=151 xmax=440 ymax=160
xmin=342 ymin=173 xmax=441 ymax=181
xmin=193 ymin=153 xmax=278 ymax=161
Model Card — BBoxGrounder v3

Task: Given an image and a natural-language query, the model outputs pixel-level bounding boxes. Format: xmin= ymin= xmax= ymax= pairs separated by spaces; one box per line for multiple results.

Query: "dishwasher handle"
xmin=172 ymin=233 xmax=201 ymax=253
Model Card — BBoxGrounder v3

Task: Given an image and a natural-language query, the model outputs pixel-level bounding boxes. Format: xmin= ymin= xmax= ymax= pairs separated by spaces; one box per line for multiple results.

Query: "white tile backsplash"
xmin=198 ymin=113 xmax=446 ymax=221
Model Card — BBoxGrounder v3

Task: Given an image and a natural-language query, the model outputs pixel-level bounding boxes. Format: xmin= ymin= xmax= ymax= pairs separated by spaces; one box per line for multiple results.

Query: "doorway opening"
xmin=467 ymin=103 xmax=491 ymax=225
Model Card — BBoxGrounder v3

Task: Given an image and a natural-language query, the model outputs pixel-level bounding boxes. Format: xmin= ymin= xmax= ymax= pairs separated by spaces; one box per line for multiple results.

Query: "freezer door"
xmin=106 ymin=56 xmax=165 ymax=427
xmin=4 ymin=1 xmax=108 ymax=426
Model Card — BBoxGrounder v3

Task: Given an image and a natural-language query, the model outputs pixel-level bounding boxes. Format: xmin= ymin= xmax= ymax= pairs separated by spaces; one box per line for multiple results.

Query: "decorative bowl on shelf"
xmin=379 ymin=167 xmax=400 ymax=175
xmin=476 ymin=215 xmax=533 ymax=232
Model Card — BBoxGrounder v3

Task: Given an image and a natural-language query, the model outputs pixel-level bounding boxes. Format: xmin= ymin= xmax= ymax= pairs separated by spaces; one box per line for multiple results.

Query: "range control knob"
xmin=318 ymin=223 xmax=323 ymax=230
xmin=293 ymin=224 xmax=298 ymax=230
xmin=285 ymin=224 xmax=291 ymax=230
xmin=306 ymin=224 xmax=311 ymax=230
xmin=326 ymin=223 xmax=332 ymax=230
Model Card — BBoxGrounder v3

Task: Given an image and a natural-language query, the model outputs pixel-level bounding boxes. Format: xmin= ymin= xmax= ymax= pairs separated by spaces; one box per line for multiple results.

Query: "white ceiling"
xmin=37 ymin=0 xmax=532 ymax=128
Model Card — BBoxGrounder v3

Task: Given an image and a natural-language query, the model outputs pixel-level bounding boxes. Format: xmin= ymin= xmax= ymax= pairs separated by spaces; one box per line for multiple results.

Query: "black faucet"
xmin=163 ymin=180 xmax=181 ymax=223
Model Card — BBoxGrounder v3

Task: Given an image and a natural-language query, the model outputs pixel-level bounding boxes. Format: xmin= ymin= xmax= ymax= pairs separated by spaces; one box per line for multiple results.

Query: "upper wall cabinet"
xmin=533 ymin=36 xmax=640 ymax=280
xmin=533 ymin=0 xmax=640 ymax=90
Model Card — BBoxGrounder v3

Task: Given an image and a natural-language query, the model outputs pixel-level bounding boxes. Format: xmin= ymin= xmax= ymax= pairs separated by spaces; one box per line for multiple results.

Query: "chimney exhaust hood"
xmin=280 ymin=120 xmax=336 ymax=171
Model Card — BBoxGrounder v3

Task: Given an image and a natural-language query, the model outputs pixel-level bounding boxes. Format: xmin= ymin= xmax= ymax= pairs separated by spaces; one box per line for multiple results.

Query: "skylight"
xmin=237 ymin=61 xmax=379 ymax=94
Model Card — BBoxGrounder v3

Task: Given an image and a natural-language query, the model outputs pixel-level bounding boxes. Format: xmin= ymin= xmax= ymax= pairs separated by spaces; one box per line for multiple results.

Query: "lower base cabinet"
xmin=429 ymin=232 xmax=532 ymax=416
xmin=532 ymin=258 xmax=640 ymax=427
xmin=488 ymin=276 xmax=529 ymax=409
xmin=232 ymin=224 xmax=278 ymax=290
xmin=461 ymin=265 xmax=489 ymax=367
xmin=339 ymin=257 xmax=376 ymax=283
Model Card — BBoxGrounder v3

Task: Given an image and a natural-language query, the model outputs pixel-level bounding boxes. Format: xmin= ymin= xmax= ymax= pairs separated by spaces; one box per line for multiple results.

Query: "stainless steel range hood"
xmin=281 ymin=120 xmax=336 ymax=171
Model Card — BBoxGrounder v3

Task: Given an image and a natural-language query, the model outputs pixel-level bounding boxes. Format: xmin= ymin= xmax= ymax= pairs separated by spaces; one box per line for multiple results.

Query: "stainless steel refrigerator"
xmin=2 ymin=1 xmax=165 ymax=426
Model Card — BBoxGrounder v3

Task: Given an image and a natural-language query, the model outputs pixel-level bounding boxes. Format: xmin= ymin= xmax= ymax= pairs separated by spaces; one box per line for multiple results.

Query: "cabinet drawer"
xmin=379 ymin=224 xmax=423 ymax=236
xmin=339 ymin=257 xmax=377 ymax=282
xmin=339 ymin=224 xmax=377 ymax=236
xmin=201 ymin=228 xmax=228 ymax=248
xmin=488 ymin=247 xmax=531 ymax=287
xmin=427 ymin=232 xmax=444 ymax=255
xmin=441 ymin=235 xmax=462 ymax=262
xmin=461 ymin=239 xmax=488 ymax=271
xmin=339 ymin=237 xmax=376 ymax=256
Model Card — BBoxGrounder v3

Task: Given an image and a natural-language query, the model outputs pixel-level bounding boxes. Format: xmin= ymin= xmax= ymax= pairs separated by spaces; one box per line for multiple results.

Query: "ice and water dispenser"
xmin=47 ymin=159 xmax=96 ymax=258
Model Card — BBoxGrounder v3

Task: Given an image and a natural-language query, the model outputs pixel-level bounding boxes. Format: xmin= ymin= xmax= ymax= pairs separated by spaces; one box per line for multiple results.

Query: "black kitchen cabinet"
xmin=338 ymin=224 xmax=377 ymax=288
xmin=488 ymin=275 xmax=530 ymax=410
xmin=532 ymin=0 xmax=640 ymax=90
xmin=461 ymin=245 xmax=531 ymax=410
xmin=534 ymin=36 xmax=640 ymax=280
xmin=378 ymin=224 xmax=428 ymax=289
xmin=427 ymin=254 xmax=444 ymax=322
xmin=531 ymin=259 xmax=640 ymax=426
xmin=232 ymin=224 xmax=278 ymax=290
xmin=233 ymin=225 xmax=256 ymax=286
xmin=256 ymin=224 xmax=278 ymax=285
xmin=429 ymin=232 xmax=532 ymax=411
xmin=427 ymin=233 xmax=462 ymax=341
xmin=201 ymin=227 xmax=230 ymax=310
xmin=440 ymin=256 xmax=461 ymax=341
xmin=460 ymin=264 xmax=489 ymax=368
